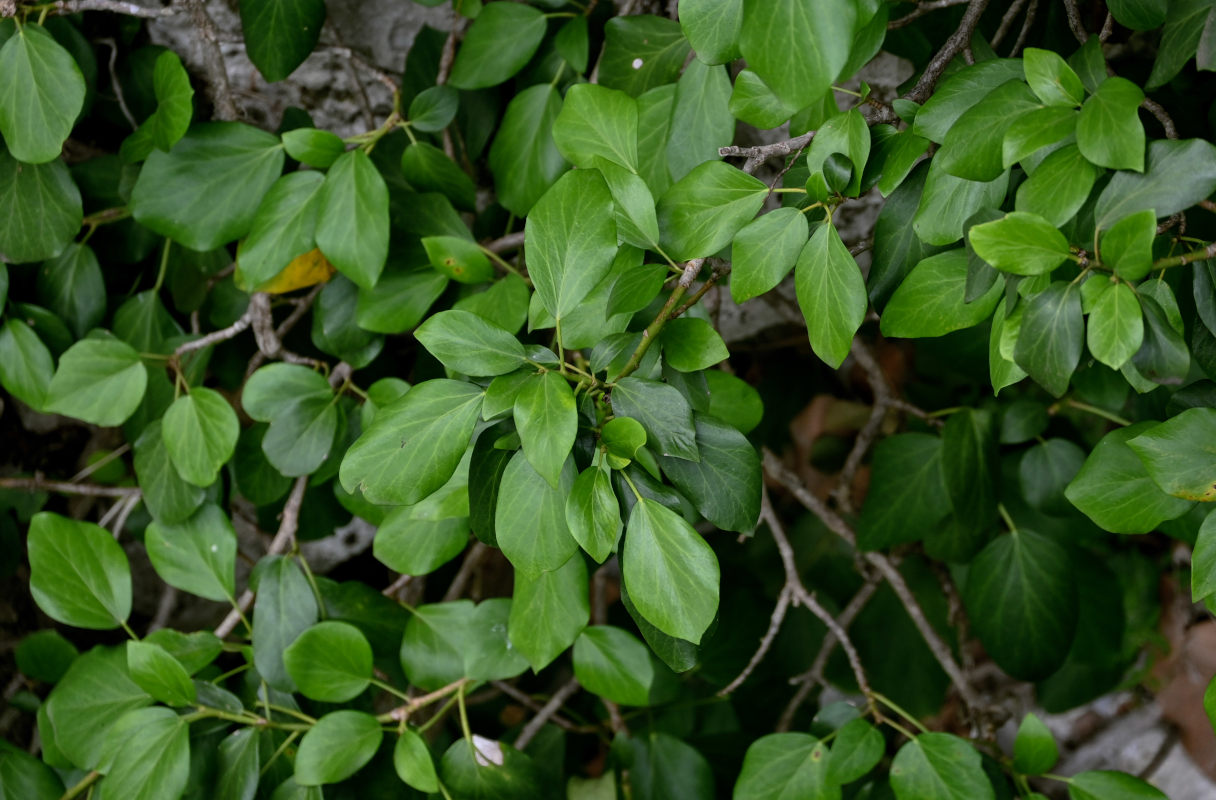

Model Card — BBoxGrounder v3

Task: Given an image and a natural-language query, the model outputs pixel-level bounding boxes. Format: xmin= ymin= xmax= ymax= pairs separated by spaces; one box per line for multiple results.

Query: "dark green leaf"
xmin=1068 ymin=771 xmax=1168 ymax=800
xmin=15 ymin=630 xmax=78 ymax=684
xmin=401 ymin=601 xmax=473 ymax=690
xmin=937 ymin=408 xmax=998 ymax=560
xmin=508 ymin=555 xmax=589 ymax=671
xmin=134 ymin=424 xmax=205 ymax=524
xmin=738 ymin=0 xmax=855 ymax=111
xmin=1132 ymin=293 xmax=1190 ymax=386
xmin=825 ymin=718 xmax=883 ymax=784
xmin=937 ymin=81 xmax=1040 ymax=182
xmin=1014 ymin=282 xmax=1083 ymax=397
xmin=733 ymin=733 xmax=833 ymax=800
xmin=141 ymin=629 xmax=221 ymax=675
xmin=658 ymin=414 xmax=760 ymax=532
xmin=315 ymin=149 xmax=389 ymax=289
xmin=599 ymin=15 xmax=690 ymax=97
xmin=95 ymin=707 xmax=189 ymax=800
xmin=795 ymin=222 xmax=867 ymax=368
xmin=465 ymin=598 xmax=529 ymax=681
xmin=283 ymin=621 xmax=373 ymax=702
xmin=243 ymin=363 xmax=337 ymax=477
xmin=1108 ymin=0 xmax=1168 ymax=29
xmin=44 ymin=645 xmax=151 ymax=769
xmin=28 ymin=512 xmax=130 ymax=630
xmin=0 ymin=148 xmax=82 ymax=264
xmin=566 ymin=464 xmax=621 ymax=563
xmin=1015 ymin=144 xmax=1097 ymax=226
xmin=0 ymin=744 xmax=63 ymax=800
xmin=1095 ymin=139 xmax=1216 ymax=230
xmin=215 ymin=728 xmax=260 ymax=800
xmin=858 ymin=433 xmax=951 ymax=549
xmin=488 ymin=84 xmax=567 ymax=216
xmin=890 ymin=733 xmax=994 ymax=800
xmin=1100 ymin=209 xmax=1156 ymax=281
xmin=294 ymin=711 xmax=381 ymax=786
xmin=449 ymin=2 xmax=546 ymax=89
xmin=913 ymin=59 xmax=1023 ymax=143
xmin=666 ymin=59 xmax=734 ymax=182
xmin=913 ymin=157 xmax=1009 ymax=246
xmin=401 ymin=142 xmax=476 ymax=211
xmin=0 ymin=23 xmax=85 ymax=163
xmin=240 ymin=0 xmax=325 ymax=82
xmin=1020 ymin=439 xmax=1087 ymax=515
xmin=252 ymin=555 xmax=319 ymax=692
xmin=439 ymin=738 xmax=544 ymax=800
xmin=496 ymin=451 xmax=578 ymax=577
xmin=661 ymin=318 xmax=729 ymax=372
xmin=555 ymin=16 xmax=589 ymax=72
xmin=120 ymin=50 xmax=193 ymax=161
xmin=408 ymin=85 xmax=458 ymax=133
xmin=611 ymin=377 xmax=699 ymax=462
xmin=145 ymin=503 xmax=236 ymax=602
xmin=573 ymin=626 xmax=654 ymax=706
xmin=1192 ymin=511 xmax=1216 ymax=601
xmin=0 ymin=319 xmax=53 ymax=409
xmin=357 ymin=264 xmax=448 ymax=333
xmin=881 ymin=250 xmax=1003 ymax=338
xmin=1147 ymin=0 xmax=1213 ymax=87
xmin=36 ymin=243 xmax=104 ymax=337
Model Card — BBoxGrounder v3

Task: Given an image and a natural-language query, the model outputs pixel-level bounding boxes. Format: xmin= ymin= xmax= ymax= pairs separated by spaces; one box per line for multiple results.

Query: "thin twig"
xmin=990 ymin=0 xmax=1028 ymax=48
xmin=50 ymin=0 xmax=178 ymax=17
xmin=382 ymin=573 xmax=412 ymax=599
xmin=1063 ymin=0 xmax=1089 ymax=44
xmin=491 ymin=681 xmax=590 ymax=733
xmin=442 ymin=543 xmax=489 ymax=602
xmin=484 ymin=232 xmax=526 ymax=254
xmin=110 ymin=491 xmax=140 ymax=538
xmin=97 ymin=38 xmax=138 ymax=130
xmin=215 ymin=475 xmax=308 ymax=638
xmin=515 ymin=678 xmax=581 ymax=750
xmin=906 ymin=0 xmax=991 ymax=104
xmin=180 ymin=0 xmax=238 ymax=121
xmin=1141 ymin=98 xmax=1178 ymax=139
xmin=720 ymin=133 xmax=814 ymax=175
xmin=718 ymin=585 xmax=792 ymax=696
xmin=148 ymin=585 xmax=178 ymax=632
xmin=1007 ymin=0 xmax=1039 ymax=57
xmin=832 ymin=340 xmax=892 ymax=514
xmin=887 ymin=0 xmax=972 ymax=30
xmin=0 ymin=476 xmax=140 ymax=498
xmin=175 ymin=308 xmax=253 ymax=355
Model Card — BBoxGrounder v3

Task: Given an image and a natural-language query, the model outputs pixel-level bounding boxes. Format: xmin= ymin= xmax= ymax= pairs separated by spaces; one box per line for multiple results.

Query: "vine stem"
xmin=610 ymin=258 xmax=705 ymax=383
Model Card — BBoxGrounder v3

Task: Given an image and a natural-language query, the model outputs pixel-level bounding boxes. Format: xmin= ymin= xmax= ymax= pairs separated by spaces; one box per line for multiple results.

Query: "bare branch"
xmin=175 ymin=308 xmax=253 ymax=355
xmin=720 ymin=132 xmax=814 ymax=175
xmin=831 ymin=340 xmax=892 ymax=514
xmin=907 ymin=0 xmax=991 ymax=104
xmin=484 ymin=231 xmax=526 ymax=254
xmin=989 ymin=0 xmax=1029 ymax=48
xmin=442 ymin=543 xmax=490 ymax=602
xmin=1142 ymin=98 xmax=1179 ymax=139
xmin=180 ymin=0 xmax=238 ymax=121
xmin=97 ymin=39 xmax=137 ymax=130
xmin=515 ymin=678 xmax=582 ymax=750
xmin=1007 ymin=0 xmax=1039 ymax=57
xmin=1063 ymin=0 xmax=1089 ymax=44
xmin=47 ymin=0 xmax=178 ymax=17
xmin=491 ymin=681 xmax=590 ymax=734
xmin=887 ymin=0 xmax=972 ymax=31
xmin=719 ymin=585 xmax=792 ymax=697
xmin=0 ymin=476 xmax=140 ymax=498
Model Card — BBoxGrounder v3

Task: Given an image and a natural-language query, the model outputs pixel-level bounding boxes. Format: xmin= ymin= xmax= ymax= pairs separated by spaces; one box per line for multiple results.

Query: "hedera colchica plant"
xmin=2 ymin=0 xmax=1216 ymax=797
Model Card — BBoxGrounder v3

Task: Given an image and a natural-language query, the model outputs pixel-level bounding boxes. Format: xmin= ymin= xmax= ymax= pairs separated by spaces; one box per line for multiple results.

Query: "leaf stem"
xmin=59 ymin=770 xmax=101 ymax=800
xmin=1151 ymin=240 xmax=1216 ymax=270
xmin=997 ymin=502 xmax=1018 ymax=534
xmin=1057 ymin=398 xmax=1131 ymax=427
xmin=610 ymin=258 xmax=705 ymax=382
xmin=370 ymin=677 xmax=412 ymax=703
xmin=872 ymin=691 xmax=929 ymax=734
xmin=153 ymin=239 xmax=172 ymax=293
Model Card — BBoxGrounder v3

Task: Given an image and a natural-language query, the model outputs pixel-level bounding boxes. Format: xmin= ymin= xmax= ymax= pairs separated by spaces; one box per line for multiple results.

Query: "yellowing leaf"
xmin=236 ymin=247 xmax=335 ymax=294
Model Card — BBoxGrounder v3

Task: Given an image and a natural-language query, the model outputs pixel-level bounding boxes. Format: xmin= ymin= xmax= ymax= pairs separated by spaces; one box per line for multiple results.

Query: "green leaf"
xmin=340 ymin=379 xmax=483 ymax=505
xmin=294 ymin=711 xmax=382 ymax=786
xmin=728 ymin=68 xmax=798 ymax=131
xmin=281 ymin=127 xmax=344 ymax=168
xmin=805 ymin=108 xmax=871 ymax=196
xmin=870 ymin=162 xmax=941 ymax=305
xmin=890 ymin=733 xmax=994 ymax=800
xmin=937 ymin=81 xmax=1041 ymax=182
xmin=657 ymin=160 xmax=767 ymax=261
xmin=825 ymin=718 xmax=884 ymax=784
xmin=857 ymin=433 xmax=950 ymax=550
xmin=1096 ymin=139 xmax=1216 ymax=229
xmin=733 ymin=733 xmax=834 ymax=800
xmin=488 ymin=84 xmax=567 ymax=216
xmin=465 ymin=598 xmax=529 ymax=681
xmin=1101 ymin=209 xmax=1156 ymax=281
xmin=0 ymin=148 xmax=82 ymax=264
xmin=514 ymin=371 xmax=577 ymax=487
xmin=240 ymin=0 xmax=325 ymax=82
xmin=395 ymin=729 xmax=439 ymax=793
xmin=1147 ymin=0 xmax=1213 ymax=87
xmin=1013 ymin=713 xmax=1059 ymax=775
xmin=141 ymin=629 xmax=221 ymax=675
xmin=0 ymin=744 xmax=63 ymax=799
xmin=1108 ymin=0 xmax=1168 ymax=29
xmin=1127 ymin=408 xmax=1216 ymax=501
xmin=421 ymin=235 xmax=493 ymax=284
xmin=658 ymin=414 xmax=760 ymax=533
xmin=315 ymin=149 xmax=389 ymax=289
xmin=36 ymin=243 xmax=105 ymax=337
xmin=526 ymin=169 xmax=617 ymax=321
xmin=738 ymin=0 xmax=855 ymax=111
xmin=125 ymin=642 xmax=195 ymax=707
xmin=1015 ymin=144 xmax=1098 ymax=226
xmin=1023 ymin=47 xmax=1085 ymax=107
xmin=566 ymin=464 xmax=622 ymax=563
xmin=236 ymin=171 xmax=325 ymax=289
xmin=357 ymin=265 xmax=448 ymax=333
xmin=131 ymin=122 xmax=285 ymax=251
xmin=598 ymin=159 xmax=661 ymax=250
xmin=408 ymin=85 xmax=459 ymax=133
xmin=599 ymin=15 xmax=690 ymax=98
xmin=1068 ymin=771 xmax=1168 ymax=800
xmin=611 ymin=377 xmax=699 ymax=462
xmin=283 ymin=621 xmax=373 ymax=702
xmin=666 ymin=59 xmax=734 ymax=182
xmin=554 ymin=83 xmax=638 ymax=172
xmin=1088 ymin=282 xmax=1143 ymax=370
xmin=622 ymin=497 xmax=719 ymax=644
xmin=1014 ymin=282 xmax=1083 ymax=397
xmin=120 ymin=51 xmax=194 ymax=161
xmin=439 ymin=738 xmax=544 ymax=800
xmin=215 ymin=728 xmax=261 ymax=800
xmin=28 ymin=512 xmax=130 ymax=630
xmin=1132 ymin=292 xmax=1189 ymax=386
xmin=1020 ymin=438 xmax=1087 ymax=514
xmin=243 ymin=363 xmax=338 ymax=477
xmin=0 ymin=319 xmax=53 ymax=409
xmin=679 ymin=0 xmax=742 ymax=64
xmin=872 ymin=127 xmax=932 ymax=197
xmin=15 ymin=630 xmax=78 ymax=684
xmin=133 ymin=424 xmax=205 ymax=524
xmin=0 ymin=23 xmax=85 ymax=163
xmin=374 ymin=492 xmax=469 ymax=576
xmin=964 ymin=529 xmax=1077 ymax=680
xmin=145 ymin=504 xmax=237 ymax=602
xmin=661 ymin=318 xmax=729 ymax=372
xmin=113 ymin=291 xmax=181 ymax=354
xmin=496 ymin=451 xmax=578 ymax=578
xmin=795 ymin=222 xmax=867 ymax=368
xmin=637 ymin=84 xmax=678 ymax=197
xmin=730 ymin=208 xmax=808 ymax=303
xmin=1002 ymin=106 xmax=1079 ymax=168
xmin=1076 ymin=77 xmax=1145 ymax=171
xmin=937 ymin=408 xmax=998 ymax=561
xmin=913 ymin=59 xmax=1023 ymax=143
xmin=968 ymin=212 xmax=1071 ymax=276
xmin=573 ymin=626 xmax=654 ymax=706
xmin=508 ymin=555 xmax=589 ymax=671
xmin=161 ymin=387 xmax=239 ymax=487
xmin=44 ymin=645 xmax=151 ymax=770
xmin=1064 ymin=423 xmax=1194 ymax=533
xmin=913 ymin=157 xmax=1009 ymax=246
xmin=416 ymin=310 xmax=527 ymax=377
xmin=95 ymin=708 xmax=189 ymax=800
xmin=449 ymin=2 xmax=546 ymax=89
xmin=252 ymin=555 xmax=319 ymax=692
xmin=401 ymin=601 xmax=473 ymax=689
xmin=881 ymin=250 xmax=1003 ymax=339
xmin=618 ymin=731 xmax=715 ymax=800
xmin=1192 ymin=512 xmax=1216 ymax=601
xmin=554 ymin=14 xmax=589 ymax=71
xmin=401 ymin=142 xmax=476 ymax=211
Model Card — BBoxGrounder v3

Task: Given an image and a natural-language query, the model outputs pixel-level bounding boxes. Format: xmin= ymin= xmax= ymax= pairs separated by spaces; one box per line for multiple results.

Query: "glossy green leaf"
xmin=43 ymin=645 xmax=151 ymax=769
xmin=1013 ymin=713 xmax=1059 ymax=775
xmin=252 ymin=555 xmax=319 ymax=692
xmin=141 ymin=629 xmax=221 ymax=675
xmin=28 ymin=512 xmax=130 ymax=630
xmin=658 ymin=414 xmax=760 ymax=533
xmin=555 ymin=15 xmax=589 ymax=72
xmin=937 ymin=81 xmax=1041 ymax=182
xmin=120 ymin=50 xmax=193 ymax=161
xmin=573 ymin=626 xmax=654 ymax=706
xmin=15 ymin=630 xmax=78 ymax=684
xmin=622 ymin=497 xmax=719 ymax=644
xmin=145 ymin=504 xmax=236 ymax=602
xmin=315 ymin=149 xmax=389 ymax=289
xmin=1088 ymin=282 xmax=1143 ymax=370
xmin=795 ymin=222 xmax=866 ymax=368
xmin=913 ymin=59 xmax=1023 ymax=143
xmin=936 ymin=408 xmax=998 ymax=561
xmin=131 ymin=122 xmax=285 ymax=251
xmin=0 ymin=23 xmax=85 ymax=163
xmin=374 ymin=493 xmax=469 ymax=576
xmin=1015 ymin=144 xmax=1098 ymax=226
xmin=401 ymin=601 xmax=473 ymax=690
xmin=667 ymin=59 xmax=734 ymax=182
xmin=240 ymin=0 xmax=326 ymax=82
xmin=340 ymin=379 xmax=483 ymax=505
xmin=236 ymin=171 xmax=325 ymax=288
xmin=449 ymin=2 xmax=546 ymax=89
xmin=554 ymin=83 xmax=638 ymax=171
xmin=1020 ymin=438 xmax=1087 ymax=514
xmin=1101 ymin=209 xmax=1156 ymax=281
xmin=872 ymin=127 xmax=932 ymax=197
xmin=283 ymin=621 xmax=373 ymax=702
xmin=488 ymin=84 xmax=567 ymax=216
xmin=1127 ymin=408 xmax=1216 ymax=501
xmin=36 ymin=244 xmax=104 ymax=338
xmin=611 ymin=377 xmax=699 ymax=462
xmin=679 ymin=0 xmax=742 ymax=64
xmin=215 ymin=728 xmax=260 ymax=800
xmin=394 ymin=729 xmax=439 ymax=793
xmin=968 ymin=212 xmax=1071 ymax=276
xmin=729 ymin=69 xmax=799 ymax=134
xmin=1192 ymin=511 xmax=1216 ymax=601
xmin=1065 ymin=423 xmax=1194 ymax=533
xmin=161 ymin=387 xmax=239 ymax=487
xmin=496 ymin=451 xmax=578 ymax=578
xmin=1068 ymin=771 xmax=1168 ymax=800
xmin=508 ymin=555 xmax=589 ymax=671
xmin=598 ymin=15 xmax=690 ymax=98
xmin=134 ymin=424 xmax=205 ymax=524
xmin=0 ymin=149 xmax=82 ymax=264
xmin=416 ymin=310 xmax=527 ymax=377
xmin=1108 ymin=0 xmax=1168 ymax=29
xmin=439 ymin=737 xmax=544 ymax=800
xmin=294 ymin=711 xmax=382 ymax=786
xmin=514 ymin=371 xmax=576 ymax=487
xmin=596 ymin=159 xmax=660 ymax=250
xmin=857 ymin=433 xmax=950 ymax=550
xmin=1014 ymin=282 xmax=1083 ymax=397
xmin=1002 ymin=106 xmax=1079 ymax=168
xmin=408 ymin=85 xmax=458 ymax=133
xmin=421 ymin=235 xmax=492 ymax=284
xmin=825 ymin=718 xmax=884 ymax=784
xmin=1077 ymin=77 xmax=1145 ymax=171
xmin=95 ymin=707 xmax=188 ymax=800
xmin=126 ymin=641 xmax=195 ymax=707
xmin=734 ymin=733 xmax=834 ymax=800
xmin=526 ymin=169 xmax=617 ymax=322
xmin=281 ymin=127 xmax=344 ymax=168
xmin=401 ymin=142 xmax=476 ymax=211
xmin=661 ymin=318 xmax=729 ymax=372
xmin=357 ymin=265 xmax=448 ymax=333
xmin=657 ymin=160 xmax=767 ymax=262
xmin=566 ymin=465 xmax=622 ymax=563
xmin=0 ymin=744 xmax=63 ymax=799
xmin=881 ymin=250 xmax=1003 ymax=338
xmin=913 ymin=157 xmax=1009 ymax=246
xmin=243 ymin=363 xmax=338 ymax=477
xmin=0 ymin=319 xmax=53 ymax=409
xmin=465 ymin=598 xmax=529 ymax=681
xmin=738 ymin=0 xmax=855 ymax=111
xmin=1023 ymin=47 xmax=1085 ymax=107
xmin=1096 ymin=139 xmax=1216 ymax=229
xmin=890 ymin=734 xmax=994 ymax=800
